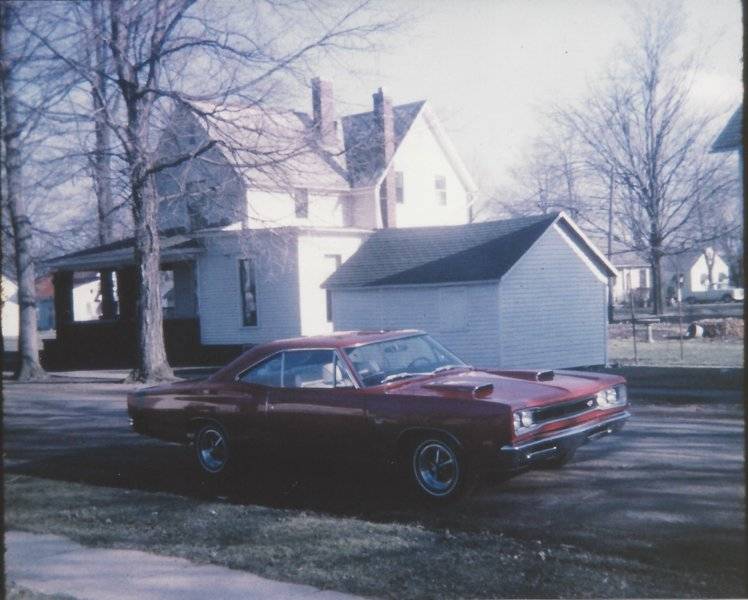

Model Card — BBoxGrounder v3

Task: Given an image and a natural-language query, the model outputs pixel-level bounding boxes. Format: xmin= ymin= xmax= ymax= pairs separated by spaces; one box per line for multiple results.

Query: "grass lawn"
xmin=4 ymin=474 xmax=728 ymax=599
xmin=608 ymin=338 xmax=743 ymax=367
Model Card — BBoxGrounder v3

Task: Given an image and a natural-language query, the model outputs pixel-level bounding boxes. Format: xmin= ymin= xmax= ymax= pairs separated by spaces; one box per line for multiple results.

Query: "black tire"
xmin=722 ymin=294 xmax=733 ymax=303
xmin=194 ymin=422 xmax=231 ymax=477
xmin=685 ymin=296 xmax=697 ymax=304
xmin=407 ymin=435 xmax=466 ymax=503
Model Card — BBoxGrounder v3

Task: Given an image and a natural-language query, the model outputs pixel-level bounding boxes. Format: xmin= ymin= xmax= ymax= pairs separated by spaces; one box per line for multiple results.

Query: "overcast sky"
xmin=304 ymin=0 xmax=743 ymax=189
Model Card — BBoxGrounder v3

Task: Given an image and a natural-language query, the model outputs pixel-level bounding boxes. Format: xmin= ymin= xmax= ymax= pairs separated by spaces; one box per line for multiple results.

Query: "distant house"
xmin=611 ymin=252 xmax=651 ymax=306
xmin=664 ymin=248 xmax=731 ymax=300
xmin=323 ymin=212 xmax=617 ymax=369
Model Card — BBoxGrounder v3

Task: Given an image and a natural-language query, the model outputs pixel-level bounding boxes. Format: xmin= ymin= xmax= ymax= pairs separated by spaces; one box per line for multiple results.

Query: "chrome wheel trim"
xmin=197 ymin=427 xmax=228 ymax=474
xmin=412 ymin=440 xmax=459 ymax=497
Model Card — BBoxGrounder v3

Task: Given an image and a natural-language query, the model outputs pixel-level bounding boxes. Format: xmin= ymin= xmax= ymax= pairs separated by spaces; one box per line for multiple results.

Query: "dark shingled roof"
xmin=342 ymin=101 xmax=426 ymax=187
xmin=712 ymin=105 xmax=742 ymax=152
xmin=323 ymin=213 xmax=560 ymax=289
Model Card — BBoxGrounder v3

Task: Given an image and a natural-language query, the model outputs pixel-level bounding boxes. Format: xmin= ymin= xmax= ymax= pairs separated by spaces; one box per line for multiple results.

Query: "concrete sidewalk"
xmin=6 ymin=530 xmax=363 ymax=600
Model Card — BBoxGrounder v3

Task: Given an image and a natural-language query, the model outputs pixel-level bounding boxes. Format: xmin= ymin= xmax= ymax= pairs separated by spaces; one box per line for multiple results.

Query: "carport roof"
xmin=44 ymin=229 xmax=203 ymax=271
xmin=324 ymin=212 xmax=615 ymax=289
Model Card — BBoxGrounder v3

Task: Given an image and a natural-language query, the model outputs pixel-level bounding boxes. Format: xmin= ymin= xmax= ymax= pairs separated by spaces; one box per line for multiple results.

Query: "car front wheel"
xmin=194 ymin=422 xmax=231 ymax=476
xmin=410 ymin=437 xmax=464 ymax=502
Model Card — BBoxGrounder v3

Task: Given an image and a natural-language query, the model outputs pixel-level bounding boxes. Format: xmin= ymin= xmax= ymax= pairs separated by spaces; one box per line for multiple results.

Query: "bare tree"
xmin=1 ymin=1 xmax=72 ymax=380
xmin=31 ymin=0 xmax=399 ymax=381
xmin=553 ymin=3 xmax=738 ymax=313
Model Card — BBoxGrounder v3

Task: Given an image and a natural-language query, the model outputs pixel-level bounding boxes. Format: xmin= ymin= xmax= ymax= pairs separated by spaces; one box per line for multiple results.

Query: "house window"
xmin=294 ymin=189 xmax=309 ymax=219
xmin=239 ymin=259 xmax=258 ymax=326
xmin=161 ymin=270 xmax=175 ymax=318
xmin=435 ymin=175 xmax=447 ymax=205
xmin=325 ymin=254 xmax=342 ymax=323
xmin=395 ymin=171 xmax=404 ymax=204
xmin=638 ymin=269 xmax=647 ymax=288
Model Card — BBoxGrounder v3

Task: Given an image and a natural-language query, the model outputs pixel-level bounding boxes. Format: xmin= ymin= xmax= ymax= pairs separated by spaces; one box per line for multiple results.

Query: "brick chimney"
xmin=373 ymin=87 xmax=397 ymax=228
xmin=311 ymin=77 xmax=336 ymax=147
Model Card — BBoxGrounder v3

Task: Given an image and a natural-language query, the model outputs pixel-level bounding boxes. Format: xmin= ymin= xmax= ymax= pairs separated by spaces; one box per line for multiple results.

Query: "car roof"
xmin=263 ymin=329 xmax=425 ymax=352
xmin=209 ymin=329 xmax=427 ymax=382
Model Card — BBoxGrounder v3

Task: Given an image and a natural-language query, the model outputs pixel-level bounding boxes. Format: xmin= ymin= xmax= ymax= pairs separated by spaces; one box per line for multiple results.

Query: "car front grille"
xmin=533 ymin=396 xmax=596 ymax=423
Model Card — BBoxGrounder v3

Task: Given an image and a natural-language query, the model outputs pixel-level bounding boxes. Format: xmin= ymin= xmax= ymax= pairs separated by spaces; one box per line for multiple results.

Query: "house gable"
xmin=387 ymin=106 xmax=473 ymax=227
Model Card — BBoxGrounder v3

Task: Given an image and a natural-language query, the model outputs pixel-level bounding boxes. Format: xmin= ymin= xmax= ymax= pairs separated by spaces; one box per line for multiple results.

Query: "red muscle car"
xmin=127 ymin=330 xmax=630 ymax=501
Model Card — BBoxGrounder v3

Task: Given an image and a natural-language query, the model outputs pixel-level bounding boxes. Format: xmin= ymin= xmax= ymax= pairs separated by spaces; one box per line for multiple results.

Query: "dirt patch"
xmin=690 ymin=318 xmax=744 ymax=339
xmin=610 ymin=318 xmax=744 ymax=342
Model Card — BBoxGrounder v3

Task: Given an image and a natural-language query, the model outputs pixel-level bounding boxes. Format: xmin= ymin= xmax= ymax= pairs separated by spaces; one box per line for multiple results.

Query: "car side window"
xmin=283 ymin=350 xmax=336 ymax=388
xmin=282 ymin=350 xmax=356 ymax=389
xmin=239 ymin=353 xmax=282 ymax=387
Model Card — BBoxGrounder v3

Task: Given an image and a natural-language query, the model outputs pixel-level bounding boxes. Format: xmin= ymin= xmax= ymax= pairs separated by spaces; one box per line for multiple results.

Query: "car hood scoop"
xmin=423 ymin=380 xmax=494 ymax=398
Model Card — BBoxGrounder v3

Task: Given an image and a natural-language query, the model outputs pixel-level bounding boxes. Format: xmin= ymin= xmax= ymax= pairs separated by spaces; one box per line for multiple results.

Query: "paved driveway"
xmin=3 ymin=378 xmax=745 ymax=595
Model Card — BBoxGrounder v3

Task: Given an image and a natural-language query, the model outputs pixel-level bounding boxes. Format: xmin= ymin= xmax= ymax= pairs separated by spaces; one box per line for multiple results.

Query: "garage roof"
xmin=324 ymin=212 xmax=616 ymax=289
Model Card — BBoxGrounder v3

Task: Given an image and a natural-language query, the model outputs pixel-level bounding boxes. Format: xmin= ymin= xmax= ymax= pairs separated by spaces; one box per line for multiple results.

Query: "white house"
xmin=611 ymin=252 xmax=651 ymax=306
xmin=323 ymin=212 xmax=617 ymax=369
xmin=665 ymin=248 xmax=731 ymax=299
xmin=43 ymin=79 xmax=480 ymax=367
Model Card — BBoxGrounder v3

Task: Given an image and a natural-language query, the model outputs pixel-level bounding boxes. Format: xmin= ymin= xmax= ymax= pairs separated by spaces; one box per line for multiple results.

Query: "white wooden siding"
xmin=499 ymin=225 xmax=607 ymax=369
xmin=332 ymin=282 xmax=501 ymax=366
xmin=246 ymin=189 xmax=350 ymax=229
xmin=391 ymin=112 xmax=470 ymax=227
xmin=196 ymin=233 xmax=301 ymax=345
xmin=296 ymin=231 xmax=367 ymax=336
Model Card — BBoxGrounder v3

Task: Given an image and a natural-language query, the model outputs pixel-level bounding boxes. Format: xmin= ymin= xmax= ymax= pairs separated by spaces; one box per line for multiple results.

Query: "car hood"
xmin=384 ymin=368 xmax=624 ymax=409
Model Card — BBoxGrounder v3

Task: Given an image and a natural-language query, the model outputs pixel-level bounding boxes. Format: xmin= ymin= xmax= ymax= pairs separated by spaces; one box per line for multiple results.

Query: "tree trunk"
xmin=129 ymin=172 xmax=172 ymax=382
xmin=650 ymin=250 xmax=665 ymax=315
xmin=90 ymin=1 xmax=116 ymax=318
xmin=1 ymin=2 xmax=45 ymax=380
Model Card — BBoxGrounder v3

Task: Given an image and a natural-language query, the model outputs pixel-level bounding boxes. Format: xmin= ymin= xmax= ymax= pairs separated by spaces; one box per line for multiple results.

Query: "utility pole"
xmin=607 ymin=168 xmax=615 ymax=323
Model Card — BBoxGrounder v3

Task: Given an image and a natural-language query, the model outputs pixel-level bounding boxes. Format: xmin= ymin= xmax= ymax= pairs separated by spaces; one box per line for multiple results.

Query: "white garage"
xmin=323 ymin=212 xmax=617 ymax=369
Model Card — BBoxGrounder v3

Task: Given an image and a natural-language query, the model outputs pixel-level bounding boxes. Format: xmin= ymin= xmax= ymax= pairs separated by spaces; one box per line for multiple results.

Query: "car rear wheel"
xmin=685 ymin=296 xmax=697 ymax=304
xmin=409 ymin=437 xmax=464 ymax=502
xmin=722 ymin=293 xmax=734 ymax=303
xmin=194 ymin=422 xmax=231 ymax=476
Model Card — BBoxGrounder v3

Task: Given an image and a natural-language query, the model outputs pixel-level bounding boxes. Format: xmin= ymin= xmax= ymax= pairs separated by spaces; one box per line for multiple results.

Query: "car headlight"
xmin=513 ymin=409 xmax=535 ymax=434
xmin=596 ymin=385 xmax=627 ymax=407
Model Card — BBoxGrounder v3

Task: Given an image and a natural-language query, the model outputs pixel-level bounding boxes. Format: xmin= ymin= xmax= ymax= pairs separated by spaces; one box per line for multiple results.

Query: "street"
xmin=3 ymin=377 xmax=745 ymax=597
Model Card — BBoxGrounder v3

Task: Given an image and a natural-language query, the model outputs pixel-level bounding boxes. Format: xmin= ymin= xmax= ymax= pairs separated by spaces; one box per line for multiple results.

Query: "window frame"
xmin=324 ymin=254 xmax=342 ymax=323
xmin=434 ymin=175 xmax=447 ymax=206
xmin=239 ymin=258 xmax=258 ymax=327
xmin=234 ymin=348 xmax=359 ymax=389
xmin=395 ymin=171 xmax=405 ymax=204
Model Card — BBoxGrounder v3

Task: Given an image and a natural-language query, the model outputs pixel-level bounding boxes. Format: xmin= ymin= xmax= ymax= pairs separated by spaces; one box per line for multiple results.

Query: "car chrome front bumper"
xmin=499 ymin=411 xmax=631 ymax=469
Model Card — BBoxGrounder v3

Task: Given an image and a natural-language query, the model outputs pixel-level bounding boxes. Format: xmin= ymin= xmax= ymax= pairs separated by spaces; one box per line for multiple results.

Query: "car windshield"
xmin=344 ymin=334 xmax=466 ymax=387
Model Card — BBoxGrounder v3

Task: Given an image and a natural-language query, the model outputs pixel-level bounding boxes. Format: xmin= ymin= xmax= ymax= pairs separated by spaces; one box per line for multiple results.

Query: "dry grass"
xmin=5 ymin=474 xmax=737 ymax=599
xmin=608 ymin=337 xmax=743 ymax=367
